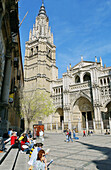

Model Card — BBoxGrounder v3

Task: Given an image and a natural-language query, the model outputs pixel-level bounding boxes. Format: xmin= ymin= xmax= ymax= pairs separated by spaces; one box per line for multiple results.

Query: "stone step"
xmin=14 ymin=152 xmax=29 ymax=170
xmin=0 ymin=143 xmax=12 ymax=164
xmin=0 ymin=148 xmax=19 ymax=170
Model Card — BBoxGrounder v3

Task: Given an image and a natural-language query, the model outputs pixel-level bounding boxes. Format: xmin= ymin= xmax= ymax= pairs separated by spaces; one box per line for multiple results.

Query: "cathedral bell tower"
xmin=24 ymin=1 xmax=58 ymax=93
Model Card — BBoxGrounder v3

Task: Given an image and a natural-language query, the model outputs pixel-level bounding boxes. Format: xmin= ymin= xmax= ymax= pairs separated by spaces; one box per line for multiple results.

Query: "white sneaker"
xmin=20 ymin=150 xmax=25 ymax=154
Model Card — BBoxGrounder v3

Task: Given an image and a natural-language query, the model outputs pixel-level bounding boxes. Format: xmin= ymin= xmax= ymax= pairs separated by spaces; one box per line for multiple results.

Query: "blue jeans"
xmin=68 ymin=136 xmax=73 ymax=142
xmin=2 ymin=142 xmax=5 ymax=151
xmin=24 ymin=142 xmax=34 ymax=150
xmin=73 ymin=133 xmax=75 ymax=139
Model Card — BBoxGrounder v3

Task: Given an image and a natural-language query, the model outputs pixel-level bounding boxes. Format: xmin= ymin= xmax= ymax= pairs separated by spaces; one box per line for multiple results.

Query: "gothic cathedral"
xmin=24 ymin=2 xmax=58 ymax=94
xmin=24 ymin=2 xmax=111 ymax=133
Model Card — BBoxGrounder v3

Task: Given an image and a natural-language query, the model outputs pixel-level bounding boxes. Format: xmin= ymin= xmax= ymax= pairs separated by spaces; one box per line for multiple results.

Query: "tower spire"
xmin=42 ymin=0 xmax=44 ymax=6
xmin=38 ymin=0 xmax=47 ymax=16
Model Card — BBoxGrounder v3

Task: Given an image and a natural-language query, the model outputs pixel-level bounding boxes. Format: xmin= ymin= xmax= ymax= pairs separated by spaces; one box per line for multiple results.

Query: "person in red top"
xmin=21 ymin=136 xmax=29 ymax=151
xmin=11 ymin=132 xmax=17 ymax=145
xmin=83 ymin=130 xmax=86 ymax=137
xmin=66 ymin=130 xmax=69 ymax=142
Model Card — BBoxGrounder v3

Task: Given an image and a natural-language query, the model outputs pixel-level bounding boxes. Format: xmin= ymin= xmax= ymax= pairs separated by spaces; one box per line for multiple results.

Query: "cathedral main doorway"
xmin=73 ymin=97 xmax=93 ymax=129
xmin=82 ymin=111 xmax=92 ymax=128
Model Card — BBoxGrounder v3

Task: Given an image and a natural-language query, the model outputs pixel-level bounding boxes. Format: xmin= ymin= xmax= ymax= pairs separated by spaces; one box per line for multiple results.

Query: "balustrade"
xmin=44 ymin=118 xmax=111 ymax=133
xmin=69 ymin=81 xmax=90 ymax=91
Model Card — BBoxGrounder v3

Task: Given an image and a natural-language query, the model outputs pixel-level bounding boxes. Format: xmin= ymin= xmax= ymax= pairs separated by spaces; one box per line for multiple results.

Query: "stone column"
xmin=101 ymin=119 xmax=104 ymax=133
xmin=86 ymin=119 xmax=88 ymax=133
xmin=68 ymin=120 xmax=72 ymax=130
xmin=64 ymin=110 xmax=69 ymax=122
xmin=78 ymin=118 xmax=82 ymax=133
xmin=109 ymin=118 xmax=111 ymax=134
xmin=93 ymin=106 xmax=102 ymax=125
xmin=56 ymin=122 xmax=58 ymax=131
xmin=1 ymin=51 xmax=12 ymax=134
xmin=50 ymin=123 xmax=52 ymax=131
xmin=2 ymin=55 xmax=12 ymax=103
xmin=93 ymin=119 xmax=96 ymax=131
xmin=62 ymin=120 xmax=64 ymax=132
xmin=45 ymin=123 xmax=47 ymax=130
xmin=80 ymin=72 xmax=83 ymax=83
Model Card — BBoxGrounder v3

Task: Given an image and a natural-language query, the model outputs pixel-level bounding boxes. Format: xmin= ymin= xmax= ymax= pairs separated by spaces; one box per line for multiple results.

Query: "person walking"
xmin=83 ymin=130 xmax=86 ymax=137
xmin=39 ymin=129 xmax=44 ymax=143
xmin=66 ymin=130 xmax=69 ymax=142
xmin=73 ymin=129 xmax=76 ymax=139
xmin=68 ymin=129 xmax=73 ymax=142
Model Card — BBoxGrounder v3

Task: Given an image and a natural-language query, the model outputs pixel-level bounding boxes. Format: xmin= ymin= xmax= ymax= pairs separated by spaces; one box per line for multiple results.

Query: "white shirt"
xmin=39 ymin=131 xmax=43 ymax=137
xmin=33 ymin=160 xmax=45 ymax=170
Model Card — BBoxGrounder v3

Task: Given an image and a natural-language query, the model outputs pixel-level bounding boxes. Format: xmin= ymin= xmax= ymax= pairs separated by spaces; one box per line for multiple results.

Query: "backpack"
xmin=69 ymin=131 xmax=71 ymax=136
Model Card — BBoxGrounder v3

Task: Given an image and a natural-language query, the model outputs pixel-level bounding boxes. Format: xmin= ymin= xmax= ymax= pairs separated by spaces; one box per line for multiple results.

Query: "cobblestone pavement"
xmin=42 ymin=133 xmax=111 ymax=170
xmin=3 ymin=133 xmax=111 ymax=170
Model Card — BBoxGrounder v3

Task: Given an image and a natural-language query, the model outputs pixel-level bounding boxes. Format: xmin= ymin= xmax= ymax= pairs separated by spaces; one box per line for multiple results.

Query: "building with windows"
xmin=0 ymin=0 xmax=24 ymax=136
xmin=24 ymin=2 xmax=111 ymax=132
xmin=24 ymin=2 xmax=58 ymax=94
xmin=51 ymin=57 xmax=111 ymax=131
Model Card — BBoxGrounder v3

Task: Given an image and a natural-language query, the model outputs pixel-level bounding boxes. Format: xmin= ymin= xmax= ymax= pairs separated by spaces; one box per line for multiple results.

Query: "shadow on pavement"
xmin=76 ymin=141 xmax=111 ymax=170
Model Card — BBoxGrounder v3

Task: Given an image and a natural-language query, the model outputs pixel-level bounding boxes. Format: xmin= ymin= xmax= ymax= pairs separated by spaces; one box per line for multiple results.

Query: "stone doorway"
xmin=82 ymin=112 xmax=86 ymax=128
xmin=73 ymin=97 xmax=93 ymax=129
xmin=60 ymin=115 xmax=64 ymax=123
xmin=82 ymin=111 xmax=92 ymax=128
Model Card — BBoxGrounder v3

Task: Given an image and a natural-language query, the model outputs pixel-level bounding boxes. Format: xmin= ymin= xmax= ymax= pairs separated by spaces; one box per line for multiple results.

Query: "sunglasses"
xmin=42 ymin=155 xmax=45 ymax=157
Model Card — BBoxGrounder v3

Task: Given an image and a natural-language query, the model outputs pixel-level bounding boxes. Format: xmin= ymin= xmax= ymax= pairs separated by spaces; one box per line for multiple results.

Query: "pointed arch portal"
xmin=73 ymin=97 xmax=93 ymax=128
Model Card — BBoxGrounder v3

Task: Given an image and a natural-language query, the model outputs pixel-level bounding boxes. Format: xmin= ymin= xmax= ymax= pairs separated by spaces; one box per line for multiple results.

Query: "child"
xmin=83 ymin=130 xmax=86 ymax=137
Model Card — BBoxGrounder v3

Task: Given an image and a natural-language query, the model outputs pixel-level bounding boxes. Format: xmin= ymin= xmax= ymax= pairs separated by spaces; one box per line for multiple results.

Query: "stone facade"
xmin=24 ymin=2 xmax=58 ymax=93
xmin=24 ymin=2 xmax=111 ymax=131
xmin=0 ymin=0 xmax=24 ymax=136
xmin=52 ymin=58 xmax=111 ymax=130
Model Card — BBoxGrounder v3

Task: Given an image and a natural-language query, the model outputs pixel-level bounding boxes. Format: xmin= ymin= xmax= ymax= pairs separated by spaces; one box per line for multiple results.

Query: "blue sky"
xmin=19 ymin=0 xmax=111 ymax=78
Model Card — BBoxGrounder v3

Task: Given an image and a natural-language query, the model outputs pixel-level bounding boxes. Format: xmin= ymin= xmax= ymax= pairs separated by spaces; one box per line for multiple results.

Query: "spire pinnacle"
xmin=42 ymin=0 xmax=44 ymax=6
xmin=38 ymin=0 xmax=47 ymax=16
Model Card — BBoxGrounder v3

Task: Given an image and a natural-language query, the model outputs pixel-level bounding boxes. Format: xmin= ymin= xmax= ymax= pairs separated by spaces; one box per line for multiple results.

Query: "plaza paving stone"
xmin=1 ymin=133 xmax=111 ymax=170
xmin=43 ymin=133 xmax=111 ymax=170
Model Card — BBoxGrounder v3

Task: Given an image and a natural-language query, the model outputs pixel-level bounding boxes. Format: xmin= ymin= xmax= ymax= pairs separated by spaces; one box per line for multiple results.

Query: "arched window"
xmin=36 ymin=46 xmax=38 ymax=53
xmin=101 ymin=89 xmax=104 ymax=95
xmin=104 ymin=78 xmax=106 ymax=85
xmin=107 ymin=77 xmax=110 ymax=84
xmin=31 ymin=48 xmax=33 ymax=55
xmin=100 ymin=79 xmax=102 ymax=85
xmin=105 ymin=89 xmax=107 ymax=95
xmin=83 ymin=73 xmax=91 ymax=82
xmin=75 ymin=75 xmax=80 ymax=83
